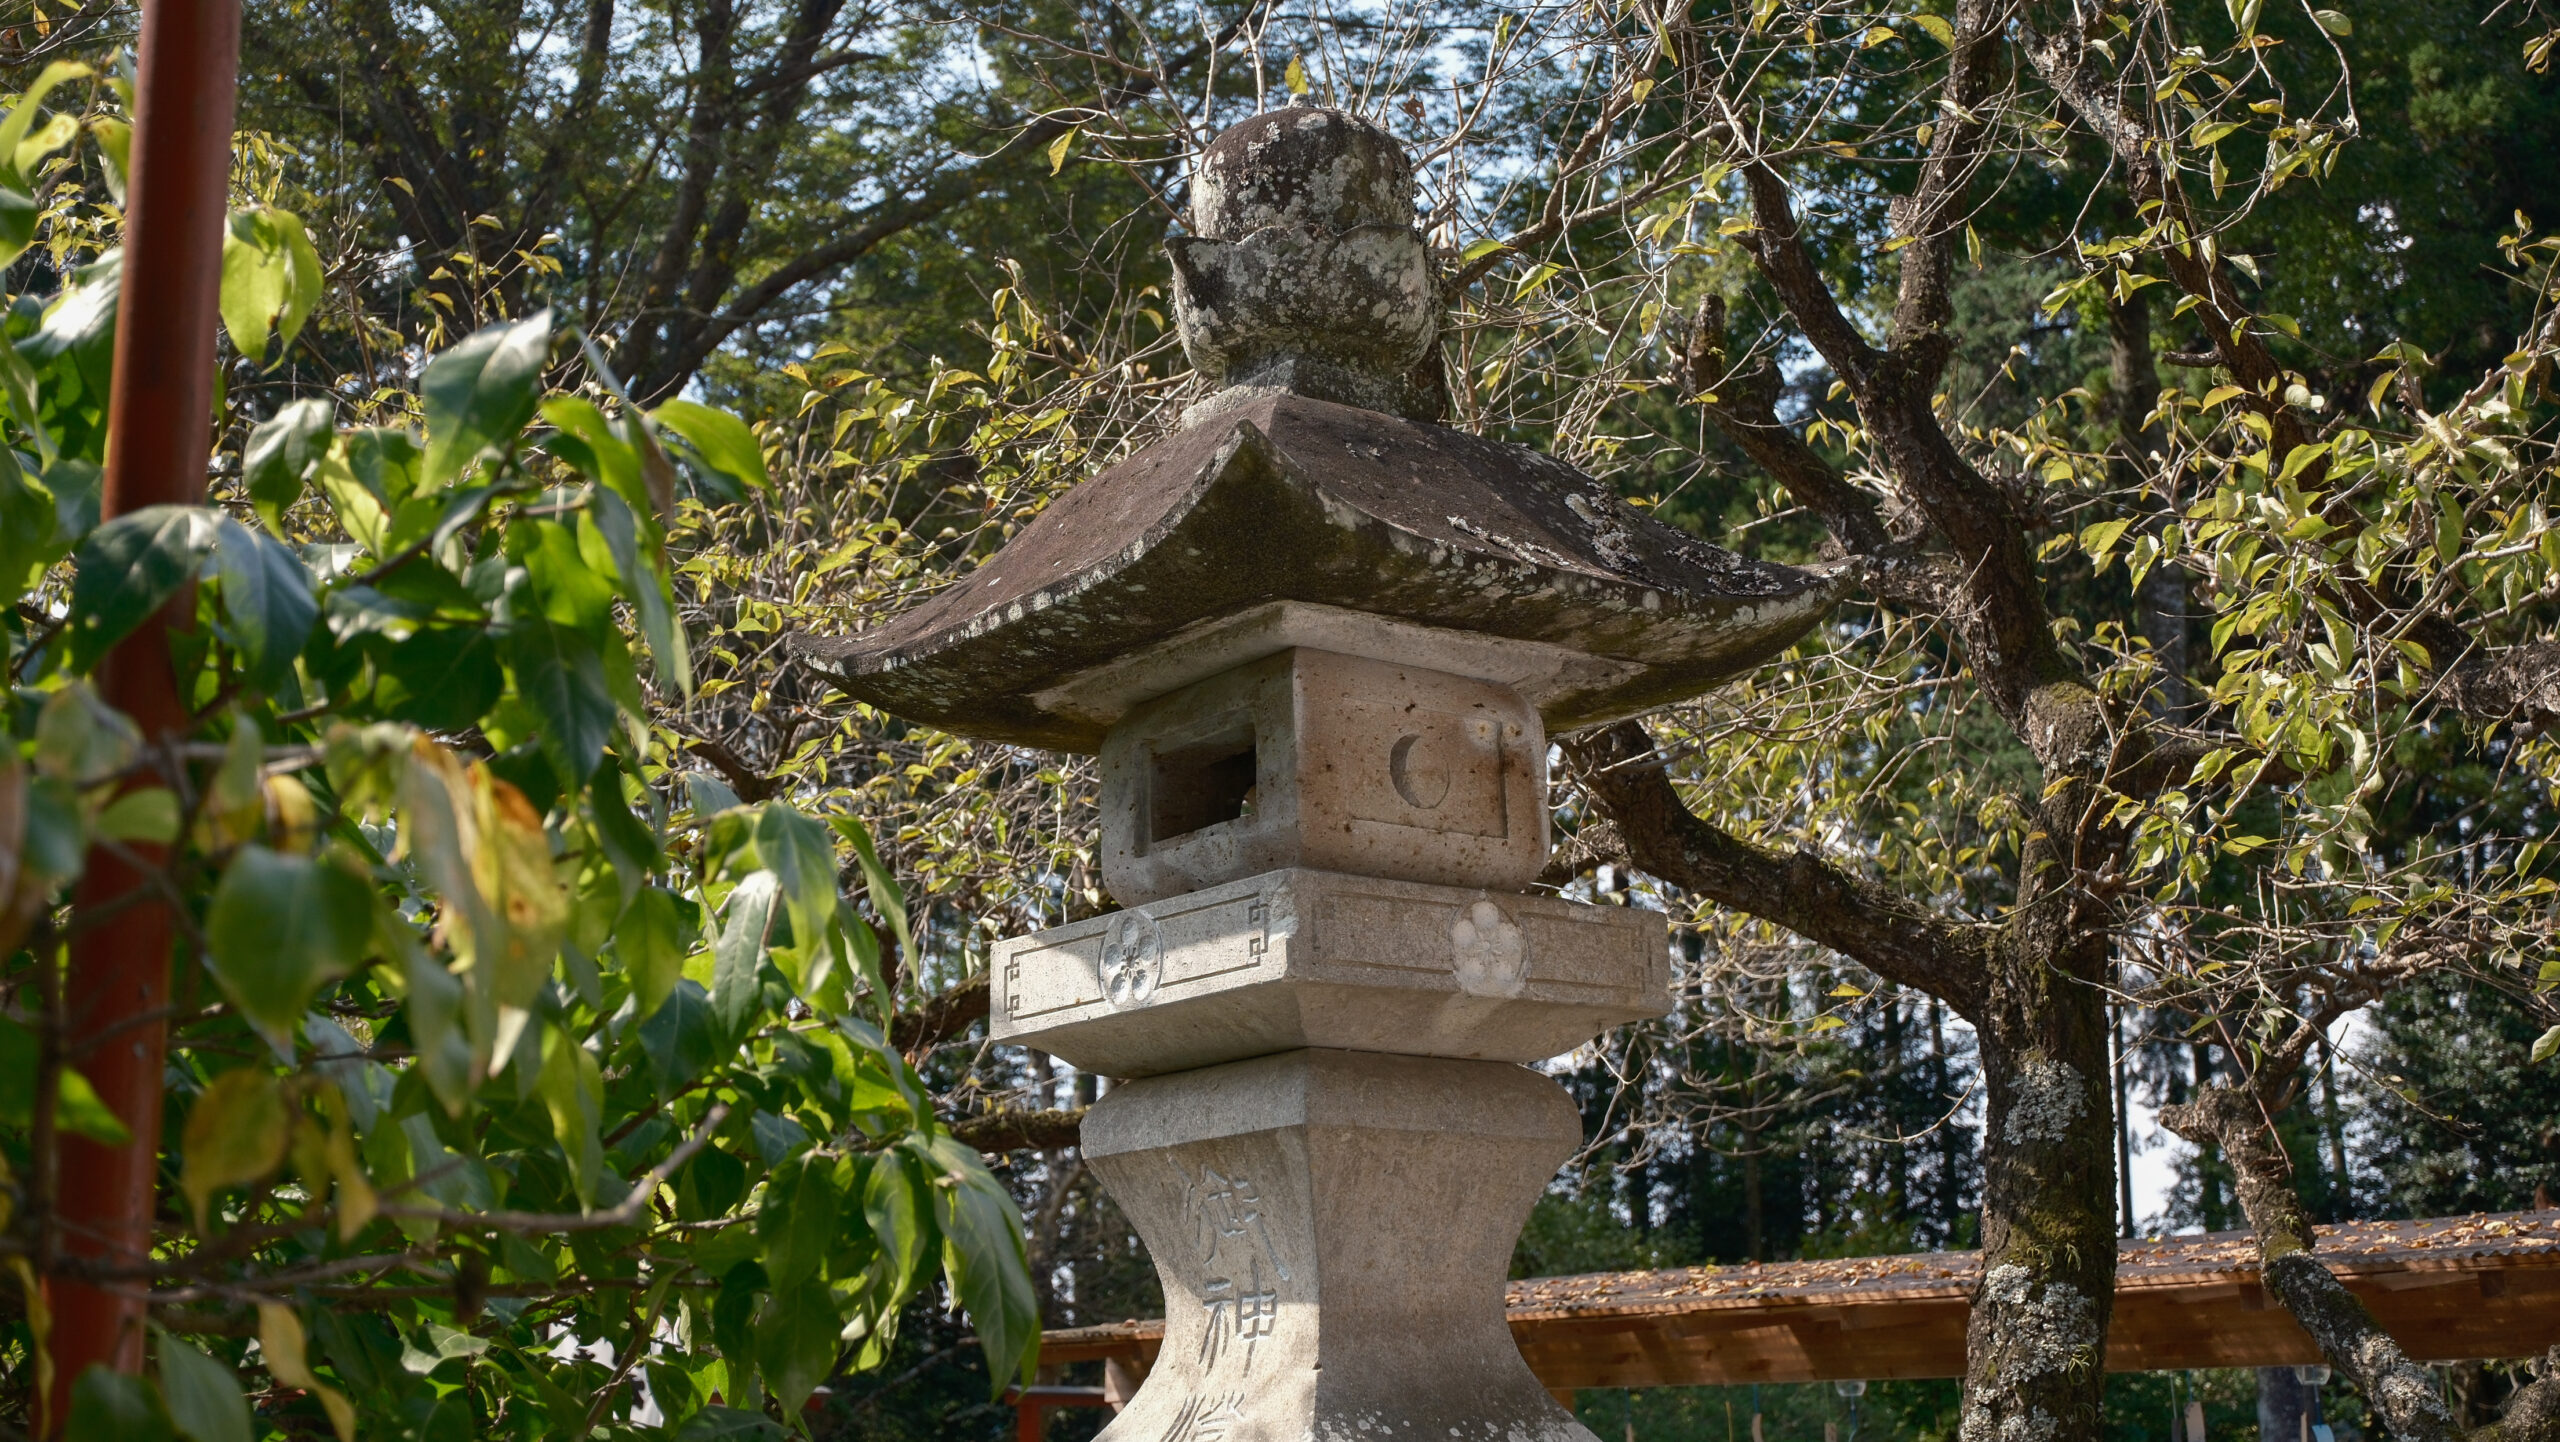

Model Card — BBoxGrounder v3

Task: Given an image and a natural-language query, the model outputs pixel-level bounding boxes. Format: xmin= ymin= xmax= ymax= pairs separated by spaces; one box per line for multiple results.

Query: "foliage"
xmin=0 ymin=67 xmax=1042 ymax=1442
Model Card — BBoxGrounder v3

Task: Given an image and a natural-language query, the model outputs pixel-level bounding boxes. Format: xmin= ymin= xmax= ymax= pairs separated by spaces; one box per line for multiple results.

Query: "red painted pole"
xmin=43 ymin=0 xmax=240 ymax=1427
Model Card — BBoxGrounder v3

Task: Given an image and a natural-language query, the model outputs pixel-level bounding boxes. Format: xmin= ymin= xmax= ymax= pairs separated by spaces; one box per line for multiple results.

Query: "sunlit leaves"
xmin=422 ymin=308 xmax=550 ymax=488
xmin=652 ymin=398 xmax=770 ymax=497
xmin=218 ymin=207 xmax=324 ymax=364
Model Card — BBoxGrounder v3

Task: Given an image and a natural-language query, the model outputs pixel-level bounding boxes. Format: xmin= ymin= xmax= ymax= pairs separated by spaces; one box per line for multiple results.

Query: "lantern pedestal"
xmin=1082 ymin=1048 xmax=1597 ymax=1442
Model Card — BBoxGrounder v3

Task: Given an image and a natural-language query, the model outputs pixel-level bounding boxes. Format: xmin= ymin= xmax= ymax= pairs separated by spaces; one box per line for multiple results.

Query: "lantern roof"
xmin=799 ymin=106 xmax=1845 ymax=750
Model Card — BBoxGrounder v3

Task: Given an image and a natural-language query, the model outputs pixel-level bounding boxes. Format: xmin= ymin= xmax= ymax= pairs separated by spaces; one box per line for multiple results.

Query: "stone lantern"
xmin=806 ymin=104 xmax=1841 ymax=1442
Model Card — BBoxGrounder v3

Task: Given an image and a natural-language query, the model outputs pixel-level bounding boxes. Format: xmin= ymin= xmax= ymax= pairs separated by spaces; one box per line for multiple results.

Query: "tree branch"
xmin=1564 ymin=721 xmax=1994 ymax=1020
xmin=950 ymin=1107 xmax=1084 ymax=1154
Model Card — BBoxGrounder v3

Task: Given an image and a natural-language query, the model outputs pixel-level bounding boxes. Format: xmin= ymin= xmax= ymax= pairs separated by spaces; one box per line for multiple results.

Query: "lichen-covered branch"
xmin=2166 ymin=1084 xmax=2560 ymax=1442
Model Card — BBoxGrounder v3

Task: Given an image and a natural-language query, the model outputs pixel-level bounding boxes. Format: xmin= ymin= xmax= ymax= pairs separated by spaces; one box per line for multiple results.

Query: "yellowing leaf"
xmin=258 ymin=1305 xmax=354 ymax=1442
xmin=181 ymin=1069 xmax=289 ymax=1230
xmin=1909 ymin=13 xmax=1955 ymax=45
xmin=1046 ymin=126 xmax=1077 ymax=175
xmin=1284 ymin=55 xmax=1309 ymax=96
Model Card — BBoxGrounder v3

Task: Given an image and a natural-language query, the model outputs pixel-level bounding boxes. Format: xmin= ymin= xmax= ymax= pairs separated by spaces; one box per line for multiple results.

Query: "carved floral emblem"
xmin=1449 ymin=898 xmax=1528 ymax=997
xmin=1099 ymin=910 xmax=1165 ymax=1008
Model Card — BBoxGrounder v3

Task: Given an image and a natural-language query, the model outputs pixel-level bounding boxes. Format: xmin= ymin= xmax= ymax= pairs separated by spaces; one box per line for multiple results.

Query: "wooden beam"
xmin=1036 ymin=1210 xmax=2560 ymax=1388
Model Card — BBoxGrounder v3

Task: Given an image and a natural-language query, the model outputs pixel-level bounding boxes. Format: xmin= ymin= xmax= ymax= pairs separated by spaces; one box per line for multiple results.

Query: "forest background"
xmin=3 ymin=0 xmax=2559 ymax=1437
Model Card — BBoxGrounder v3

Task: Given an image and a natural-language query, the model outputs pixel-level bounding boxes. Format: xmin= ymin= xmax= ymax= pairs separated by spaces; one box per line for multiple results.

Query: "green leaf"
xmin=209 ymin=517 xmax=317 ymax=695
xmin=754 ymin=804 xmax=840 ymax=998
xmin=865 ymin=1145 xmax=931 ymax=1303
xmin=712 ymin=871 xmax=780 ymax=1044
xmin=0 ymin=62 xmax=88 ymax=270
xmin=752 ymin=1280 xmax=843 ymax=1416
xmin=0 ymin=446 xmax=65 ymax=601
xmin=96 ymin=786 xmax=179 ymax=843
xmin=758 ymin=1152 xmax=844 ymax=1290
xmin=155 ymin=1334 xmax=252 ymax=1442
xmin=205 ymin=845 xmax=374 ymax=1047
xmin=2312 ymin=8 xmax=2351 ymax=35
xmin=180 ymin=1068 xmax=290 ymax=1229
xmin=0 ymin=62 xmax=91 ymax=175
xmin=66 ymin=1366 xmax=174 ymax=1442
xmin=650 ymin=399 xmax=769 ymax=494
xmin=422 ymin=310 xmax=551 ymax=488
xmin=22 ymin=249 xmax=120 ymax=404
xmin=217 ymin=207 xmax=325 ymax=364
xmin=920 ymin=1133 xmax=1039 ymax=1392
xmin=590 ymin=487 xmax=690 ymax=694
xmin=538 ymin=1024 xmax=607 ymax=1208
xmin=620 ymin=885 xmax=686 ymax=1019
xmin=2533 ymin=1025 xmax=2560 ymax=1066
xmin=503 ymin=619 xmax=618 ymax=786
xmin=0 ymin=1015 xmax=132 ymax=1144
xmin=242 ymin=398 xmax=335 ymax=532
xmin=68 ymin=504 xmax=221 ymax=669
xmin=638 ymin=979 xmax=719 ymax=1097
xmin=829 ymin=814 xmax=910 ymax=965
xmin=374 ymin=626 xmax=505 ymax=730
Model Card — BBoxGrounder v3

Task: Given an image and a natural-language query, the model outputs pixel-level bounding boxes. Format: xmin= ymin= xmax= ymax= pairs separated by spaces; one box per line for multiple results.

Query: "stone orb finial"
xmin=1189 ymin=106 xmax=1418 ymax=239
xmin=1169 ymin=106 xmax=1441 ymax=421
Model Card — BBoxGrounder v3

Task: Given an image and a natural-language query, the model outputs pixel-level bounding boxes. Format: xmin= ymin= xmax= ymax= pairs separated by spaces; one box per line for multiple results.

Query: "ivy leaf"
xmin=205 ymin=844 xmax=374 ymax=1047
xmin=209 ymin=517 xmax=318 ymax=695
xmin=217 ymin=207 xmax=325 ymax=365
xmin=180 ymin=1069 xmax=291 ymax=1230
xmin=68 ymin=504 xmax=221 ymax=670
xmin=242 ymin=398 xmax=335 ymax=532
xmin=422 ymin=309 xmax=551 ymax=489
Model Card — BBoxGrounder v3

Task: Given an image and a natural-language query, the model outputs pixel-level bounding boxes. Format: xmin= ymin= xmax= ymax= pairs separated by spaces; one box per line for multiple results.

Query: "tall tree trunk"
xmin=1962 ymin=939 xmax=2119 ymax=1442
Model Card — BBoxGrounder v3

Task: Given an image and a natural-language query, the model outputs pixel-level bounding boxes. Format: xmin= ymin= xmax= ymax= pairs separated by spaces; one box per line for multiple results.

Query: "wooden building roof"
xmin=1037 ymin=1209 xmax=2560 ymax=1388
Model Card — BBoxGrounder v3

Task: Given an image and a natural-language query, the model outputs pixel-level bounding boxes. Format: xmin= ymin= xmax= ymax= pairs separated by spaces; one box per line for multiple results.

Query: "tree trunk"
xmin=2259 ymin=1366 xmax=2312 ymax=1442
xmin=1960 ymin=946 xmax=2119 ymax=1442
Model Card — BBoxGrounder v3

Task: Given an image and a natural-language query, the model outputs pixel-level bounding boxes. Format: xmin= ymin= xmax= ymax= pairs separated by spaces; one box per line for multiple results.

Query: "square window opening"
xmin=1148 ymin=727 xmax=1259 ymax=846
